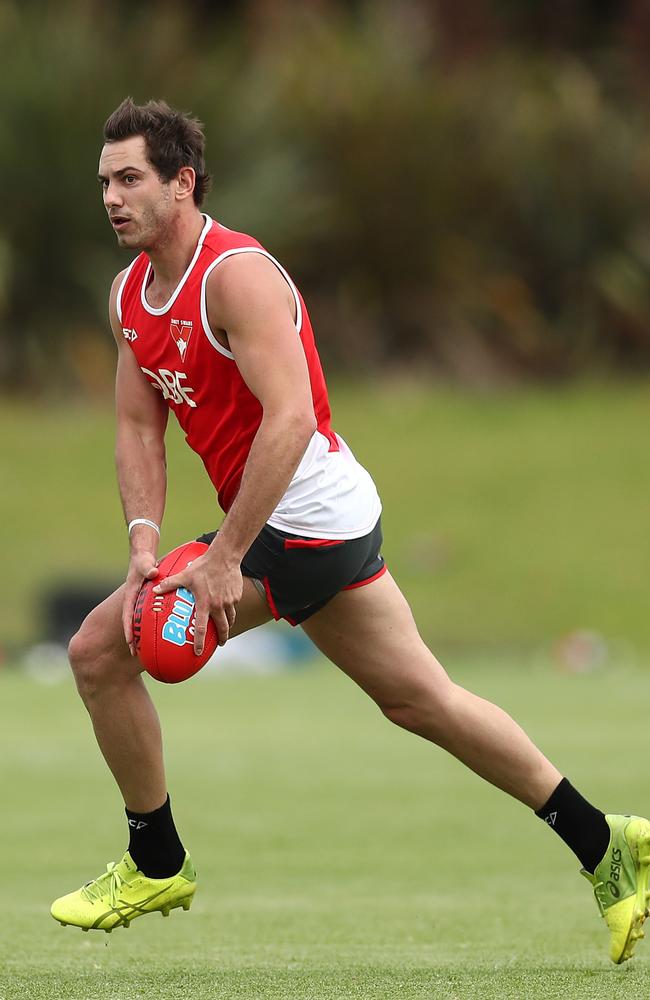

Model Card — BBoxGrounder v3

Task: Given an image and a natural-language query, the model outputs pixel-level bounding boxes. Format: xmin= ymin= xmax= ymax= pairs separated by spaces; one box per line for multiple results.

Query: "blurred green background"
xmin=3 ymin=4 xmax=650 ymax=993
xmin=3 ymin=383 xmax=650 ymax=661
xmin=2 ymin=0 xmax=649 ymax=658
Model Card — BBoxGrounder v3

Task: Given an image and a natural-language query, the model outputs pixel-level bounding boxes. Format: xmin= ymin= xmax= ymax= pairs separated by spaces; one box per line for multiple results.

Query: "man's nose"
xmin=104 ymin=182 xmax=123 ymax=208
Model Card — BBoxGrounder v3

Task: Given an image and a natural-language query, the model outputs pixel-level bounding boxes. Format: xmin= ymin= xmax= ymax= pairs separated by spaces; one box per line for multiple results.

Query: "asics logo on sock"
xmin=607 ymin=847 xmax=623 ymax=897
xmin=544 ymin=811 xmax=557 ymax=827
xmin=128 ymin=820 xmax=148 ymax=830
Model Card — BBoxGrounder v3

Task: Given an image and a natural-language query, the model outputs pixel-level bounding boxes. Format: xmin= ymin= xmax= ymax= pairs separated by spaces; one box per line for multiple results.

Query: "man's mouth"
xmin=110 ymin=216 xmax=131 ymax=231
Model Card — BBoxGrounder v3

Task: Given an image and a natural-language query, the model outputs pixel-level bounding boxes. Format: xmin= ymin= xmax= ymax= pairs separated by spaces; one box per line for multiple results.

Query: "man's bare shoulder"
xmin=205 ymin=251 xmax=294 ymax=327
xmin=109 ymin=266 xmax=131 ymax=302
xmin=208 ymin=249 xmax=285 ymax=290
xmin=108 ymin=267 xmax=132 ymax=339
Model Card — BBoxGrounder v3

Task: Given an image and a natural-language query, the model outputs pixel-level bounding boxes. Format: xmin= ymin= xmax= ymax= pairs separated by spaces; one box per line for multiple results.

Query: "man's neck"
xmin=147 ymin=210 xmax=206 ymax=297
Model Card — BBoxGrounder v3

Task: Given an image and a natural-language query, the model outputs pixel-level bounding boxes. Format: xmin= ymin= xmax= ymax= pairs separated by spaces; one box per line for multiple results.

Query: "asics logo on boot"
xmin=607 ymin=847 xmax=623 ymax=896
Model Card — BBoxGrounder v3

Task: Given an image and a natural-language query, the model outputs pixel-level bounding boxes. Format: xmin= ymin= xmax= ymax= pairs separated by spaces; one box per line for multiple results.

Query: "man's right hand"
xmin=123 ymin=551 xmax=160 ymax=655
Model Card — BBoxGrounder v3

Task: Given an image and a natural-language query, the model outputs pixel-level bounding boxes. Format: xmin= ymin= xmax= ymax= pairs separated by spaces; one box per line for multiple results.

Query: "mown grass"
xmin=3 ymin=380 xmax=650 ymax=651
xmin=1 ymin=657 xmax=649 ymax=999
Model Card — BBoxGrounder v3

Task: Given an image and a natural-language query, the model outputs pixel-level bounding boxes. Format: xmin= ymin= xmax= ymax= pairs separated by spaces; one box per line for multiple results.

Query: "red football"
xmin=132 ymin=541 xmax=218 ymax=683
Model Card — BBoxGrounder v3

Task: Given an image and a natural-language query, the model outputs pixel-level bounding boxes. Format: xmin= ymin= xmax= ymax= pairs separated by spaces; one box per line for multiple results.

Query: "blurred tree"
xmin=1 ymin=0 xmax=650 ymax=389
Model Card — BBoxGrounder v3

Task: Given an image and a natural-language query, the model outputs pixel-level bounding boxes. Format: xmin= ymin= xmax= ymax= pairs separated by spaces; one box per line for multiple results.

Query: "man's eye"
xmin=125 ymin=175 xmax=137 ymax=184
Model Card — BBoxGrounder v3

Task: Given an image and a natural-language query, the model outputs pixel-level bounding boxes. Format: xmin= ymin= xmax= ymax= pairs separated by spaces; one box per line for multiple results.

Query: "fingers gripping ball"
xmin=132 ymin=541 xmax=218 ymax=683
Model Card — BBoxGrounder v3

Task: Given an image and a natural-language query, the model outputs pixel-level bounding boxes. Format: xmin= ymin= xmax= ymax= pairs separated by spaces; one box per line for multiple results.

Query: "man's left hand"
xmin=152 ymin=552 xmax=243 ymax=653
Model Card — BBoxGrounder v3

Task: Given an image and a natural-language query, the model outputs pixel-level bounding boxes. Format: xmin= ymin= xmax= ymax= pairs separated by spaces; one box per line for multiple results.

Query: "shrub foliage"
xmin=2 ymin=0 xmax=650 ymax=388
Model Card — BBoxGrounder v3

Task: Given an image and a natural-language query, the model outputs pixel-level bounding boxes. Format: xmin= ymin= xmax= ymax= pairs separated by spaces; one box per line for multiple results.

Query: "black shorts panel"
xmin=196 ymin=518 xmax=385 ymax=625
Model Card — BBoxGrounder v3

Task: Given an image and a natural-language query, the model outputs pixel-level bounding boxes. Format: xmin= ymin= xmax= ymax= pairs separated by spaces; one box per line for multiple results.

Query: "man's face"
xmin=98 ymin=136 xmax=174 ymax=250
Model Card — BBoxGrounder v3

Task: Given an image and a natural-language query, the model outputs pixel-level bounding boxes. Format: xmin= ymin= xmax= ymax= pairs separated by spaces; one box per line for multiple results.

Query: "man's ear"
xmin=175 ymin=165 xmax=196 ymax=202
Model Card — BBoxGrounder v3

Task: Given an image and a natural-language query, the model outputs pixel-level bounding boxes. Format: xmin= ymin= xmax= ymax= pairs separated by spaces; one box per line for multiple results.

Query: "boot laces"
xmin=81 ymin=862 xmax=129 ymax=906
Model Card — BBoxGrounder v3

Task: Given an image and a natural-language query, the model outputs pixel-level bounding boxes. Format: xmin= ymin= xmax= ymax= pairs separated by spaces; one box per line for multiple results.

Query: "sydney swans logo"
xmin=170 ymin=318 xmax=193 ymax=360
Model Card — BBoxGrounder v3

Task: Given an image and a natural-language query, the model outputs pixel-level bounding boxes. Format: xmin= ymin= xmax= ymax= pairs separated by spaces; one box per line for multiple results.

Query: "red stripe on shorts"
xmin=283 ymin=538 xmax=343 ymax=550
xmin=262 ymin=576 xmax=281 ymax=620
xmin=342 ymin=564 xmax=387 ymax=591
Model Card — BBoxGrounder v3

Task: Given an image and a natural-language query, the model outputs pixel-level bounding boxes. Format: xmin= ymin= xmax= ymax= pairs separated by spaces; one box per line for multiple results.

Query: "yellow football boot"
xmin=582 ymin=815 xmax=650 ymax=963
xmin=51 ymin=851 xmax=196 ymax=932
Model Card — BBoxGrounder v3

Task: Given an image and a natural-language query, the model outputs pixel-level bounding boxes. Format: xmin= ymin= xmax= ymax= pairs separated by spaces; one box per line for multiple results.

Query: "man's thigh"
xmin=300 ymin=571 xmax=449 ymax=704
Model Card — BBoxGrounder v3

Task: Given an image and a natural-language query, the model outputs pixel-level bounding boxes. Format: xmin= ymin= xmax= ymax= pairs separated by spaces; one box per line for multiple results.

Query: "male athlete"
xmin=51 ymin=98 xmax=649 ymax=963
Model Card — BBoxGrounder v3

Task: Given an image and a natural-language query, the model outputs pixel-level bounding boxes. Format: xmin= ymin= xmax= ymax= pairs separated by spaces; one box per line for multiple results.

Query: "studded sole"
xmin=57 ymin=890 xmax=195 ymax=933
xmin=161 ymin=894 xmax=194 ymax=917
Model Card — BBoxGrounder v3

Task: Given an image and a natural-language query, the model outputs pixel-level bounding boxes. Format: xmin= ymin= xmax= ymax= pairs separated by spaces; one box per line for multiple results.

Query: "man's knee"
xmin=68 ymin=610 xmax=131 ymax=697
xmin=379 ymin=680 xmax=456 ymax=738
xmin=68 ymin=622 xmax=104 ymax=695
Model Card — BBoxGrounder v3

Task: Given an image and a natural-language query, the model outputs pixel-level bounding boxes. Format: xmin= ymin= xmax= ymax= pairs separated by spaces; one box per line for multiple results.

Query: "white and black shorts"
xmin=197 ymin=518 xmax=385 ymax=626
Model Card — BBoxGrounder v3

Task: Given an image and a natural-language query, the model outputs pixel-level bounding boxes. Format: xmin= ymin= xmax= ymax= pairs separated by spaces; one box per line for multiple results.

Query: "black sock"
xmin=125 ymin=795 xmax=186 ymax=878
xmin=535 ymin=777 xmax=610 ymax=873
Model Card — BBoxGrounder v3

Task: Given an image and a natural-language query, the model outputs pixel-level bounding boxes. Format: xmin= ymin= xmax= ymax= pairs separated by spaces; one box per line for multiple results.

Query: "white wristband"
xmin=128 ymin=518 xmax=160 ymax=537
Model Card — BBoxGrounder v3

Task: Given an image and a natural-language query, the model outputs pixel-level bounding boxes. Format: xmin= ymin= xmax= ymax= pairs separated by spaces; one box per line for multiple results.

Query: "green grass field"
xmin=3 ymin=380 xmax=650 ymax=997
xmin=3 ymin=380 xmax=650 ymax=652
xmin=2 ymin=657 xmax=649 ymax=1000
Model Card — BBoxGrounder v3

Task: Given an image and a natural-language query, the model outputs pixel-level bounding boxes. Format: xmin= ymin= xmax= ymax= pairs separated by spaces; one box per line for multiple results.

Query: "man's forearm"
xmin=116 ymin=426 xmax=167 ymax=554
xmin=214 ymin=411 xmax=316 ymax=562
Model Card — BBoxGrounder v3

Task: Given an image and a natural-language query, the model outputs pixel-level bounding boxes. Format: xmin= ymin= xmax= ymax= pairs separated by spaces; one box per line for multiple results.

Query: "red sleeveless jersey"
xmin=117 ymin=215 xmax=338 ymax=513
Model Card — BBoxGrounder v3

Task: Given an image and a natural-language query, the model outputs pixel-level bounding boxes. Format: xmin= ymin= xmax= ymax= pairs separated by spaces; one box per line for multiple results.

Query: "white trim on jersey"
xmin=199 ymin=246 xmax=303 ymax=360
xmin=140 ymin=214 xmax=213 ymax=316
xmin=115 ymin=257 xmax=138 ymax=325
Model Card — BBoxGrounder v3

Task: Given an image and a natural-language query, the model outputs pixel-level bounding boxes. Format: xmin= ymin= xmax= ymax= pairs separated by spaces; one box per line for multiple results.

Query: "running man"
xmin=51 ymin=98 xmax=649 ymax=963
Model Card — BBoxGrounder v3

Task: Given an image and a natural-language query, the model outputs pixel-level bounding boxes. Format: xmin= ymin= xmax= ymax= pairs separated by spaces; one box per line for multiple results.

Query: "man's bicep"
xmin=108 ymin=270 xmax=168 ymax=439
xmin=115 ymin=342 xmax=168 ymax=439
xmin=232 ymin=319 xmax=313 ymax=413
xmin=207 ymin=256 xmax=314 ymax=413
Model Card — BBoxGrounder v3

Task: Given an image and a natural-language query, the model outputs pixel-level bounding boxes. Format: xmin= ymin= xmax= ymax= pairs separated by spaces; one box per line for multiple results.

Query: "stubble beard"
xmin=116 ymin=200 xmax=171 ymax=253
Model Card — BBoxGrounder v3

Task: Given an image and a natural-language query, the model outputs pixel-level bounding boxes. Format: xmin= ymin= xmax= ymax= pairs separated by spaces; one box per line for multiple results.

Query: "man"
xmin=51 ymin=98 xmax=649 ymax=963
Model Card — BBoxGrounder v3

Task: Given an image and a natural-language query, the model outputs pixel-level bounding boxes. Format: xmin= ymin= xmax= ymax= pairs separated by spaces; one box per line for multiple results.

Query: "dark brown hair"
xmin=103 ymin=97 xmax=211 ymax=206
